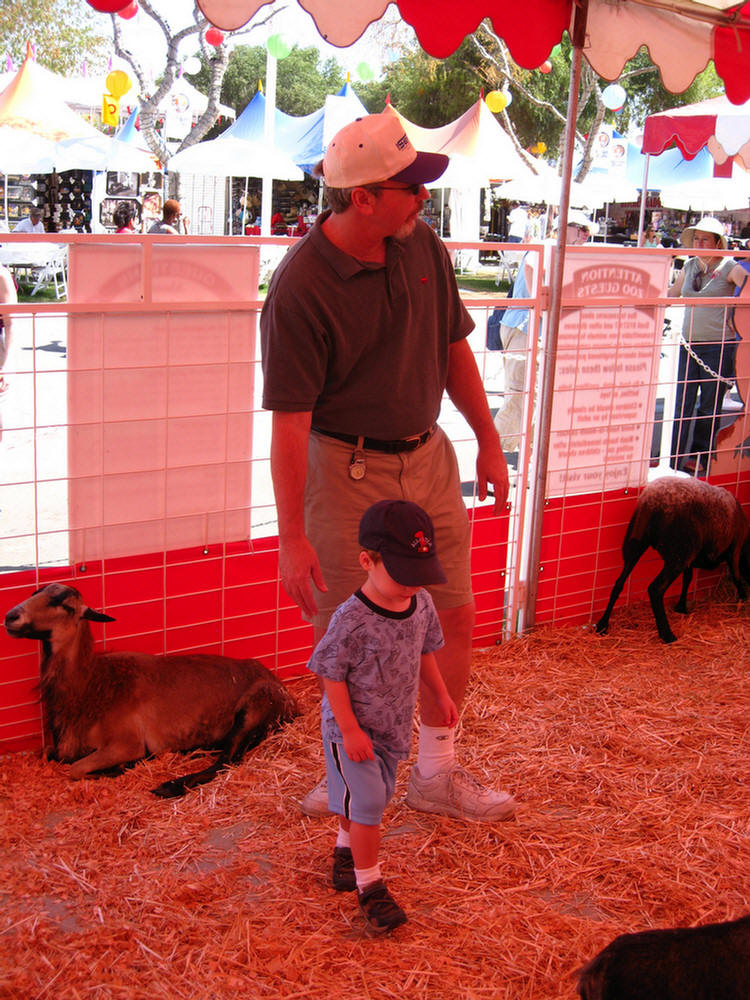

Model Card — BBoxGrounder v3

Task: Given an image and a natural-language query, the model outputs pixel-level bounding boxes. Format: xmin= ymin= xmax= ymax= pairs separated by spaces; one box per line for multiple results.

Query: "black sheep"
xmin=577 ymin=914 xmax=750 ymax=999
xmin=595 ymin=478 xmax=750 ymax=643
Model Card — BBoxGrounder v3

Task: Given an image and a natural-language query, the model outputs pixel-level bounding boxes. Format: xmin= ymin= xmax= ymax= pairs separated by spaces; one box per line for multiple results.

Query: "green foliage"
xmin=193 ymin=44 xmax=346 ymax=122
xmin=0 ymin=0 xmax=110 ymax=74
xmin=357 ymin=40 xmax=484 ymax=123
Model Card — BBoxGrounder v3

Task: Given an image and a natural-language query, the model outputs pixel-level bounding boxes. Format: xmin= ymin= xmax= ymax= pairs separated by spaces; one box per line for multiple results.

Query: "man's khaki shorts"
xmin=305 ymin=426 xmax=473 ymax=630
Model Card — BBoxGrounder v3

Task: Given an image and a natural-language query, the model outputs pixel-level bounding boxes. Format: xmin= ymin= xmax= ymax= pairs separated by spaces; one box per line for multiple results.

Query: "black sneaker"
xmin=357 ymin=880 xmax=407 ymax=933
xmin=331 ymin=847 xmax=356 ymax=892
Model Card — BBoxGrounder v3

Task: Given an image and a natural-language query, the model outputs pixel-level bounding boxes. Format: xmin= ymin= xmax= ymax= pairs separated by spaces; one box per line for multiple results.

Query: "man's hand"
xmin=278 ymin=535 xmax=327 ymax=619
xmin=477 ymin=436 xmax=510 ymax=512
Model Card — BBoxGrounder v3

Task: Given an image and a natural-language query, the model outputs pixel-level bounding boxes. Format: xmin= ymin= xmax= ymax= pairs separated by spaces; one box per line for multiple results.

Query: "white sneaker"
xmin=406 ymin=764 xmax=516 ymax=822
xmin=299 ymin=776 xmax=330 ymax=817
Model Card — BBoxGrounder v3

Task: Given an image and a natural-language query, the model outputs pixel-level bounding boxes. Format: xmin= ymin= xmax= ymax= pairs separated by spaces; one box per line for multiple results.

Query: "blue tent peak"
xmin=115 ymin=106 xmax=141 ymax=145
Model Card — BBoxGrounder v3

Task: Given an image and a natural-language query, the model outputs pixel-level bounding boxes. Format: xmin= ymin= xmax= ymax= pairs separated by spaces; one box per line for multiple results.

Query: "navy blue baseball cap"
xmin=359 ymin=500 xmax=446 ymax=587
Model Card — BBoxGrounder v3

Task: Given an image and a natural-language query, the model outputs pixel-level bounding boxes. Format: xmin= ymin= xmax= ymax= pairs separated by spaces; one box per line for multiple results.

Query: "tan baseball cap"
xmin=322 ymin=112 xmax=449 ymax=189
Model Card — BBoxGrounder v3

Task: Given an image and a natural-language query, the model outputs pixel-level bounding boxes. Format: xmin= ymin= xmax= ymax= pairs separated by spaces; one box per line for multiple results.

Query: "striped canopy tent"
xmin=0 ymin=46 xmax=107 ymax=173
xmin=198 ymin=0 xmax=750 ymax=105
xmin=643 ymin=95 xmax=750 ymax=170
xmin=195 ymin=0 xmax=750 ymax=626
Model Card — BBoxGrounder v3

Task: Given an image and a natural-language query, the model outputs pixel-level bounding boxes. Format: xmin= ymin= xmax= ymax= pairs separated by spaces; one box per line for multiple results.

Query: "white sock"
xmin=355 ymin=863 xmax=381 ymax=891
xmin=336 ymin=826 xmax=351 ymax=849
xmin=417 ymin=723 xmax=455 ymax=779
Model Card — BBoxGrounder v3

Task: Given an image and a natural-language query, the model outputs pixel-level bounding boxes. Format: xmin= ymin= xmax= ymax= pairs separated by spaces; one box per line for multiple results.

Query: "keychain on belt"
xmin=349 ymin=435 xmax=366 ymax=480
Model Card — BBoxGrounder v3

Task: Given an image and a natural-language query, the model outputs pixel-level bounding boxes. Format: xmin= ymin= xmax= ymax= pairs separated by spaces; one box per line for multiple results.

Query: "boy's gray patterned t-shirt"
xmin=307 ymin=589 xmax=445 ymax=759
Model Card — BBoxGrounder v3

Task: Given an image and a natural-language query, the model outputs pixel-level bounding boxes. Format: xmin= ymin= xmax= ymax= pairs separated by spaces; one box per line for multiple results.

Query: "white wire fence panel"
xmin=2 ymin=237 xmax=750 ymax=754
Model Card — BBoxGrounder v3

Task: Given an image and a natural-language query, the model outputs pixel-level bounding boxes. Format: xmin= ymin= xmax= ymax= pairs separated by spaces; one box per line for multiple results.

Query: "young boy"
xmin=307 ymin=499 xmax=458 ymax=934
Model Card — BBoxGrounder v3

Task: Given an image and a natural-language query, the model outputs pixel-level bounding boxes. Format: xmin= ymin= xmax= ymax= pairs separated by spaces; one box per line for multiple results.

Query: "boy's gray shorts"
xmin=324 ymin=739 xmax=399 ymax=826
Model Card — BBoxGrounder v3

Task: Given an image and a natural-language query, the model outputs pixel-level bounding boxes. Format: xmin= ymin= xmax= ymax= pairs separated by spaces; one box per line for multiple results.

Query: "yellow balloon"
xmin=537 ymin=141 xmax=547 ymax=155
xmin=485 ymin=90 xmax=507 ymax=113
xmin=106 ymin=70 xmax=131 ymax=100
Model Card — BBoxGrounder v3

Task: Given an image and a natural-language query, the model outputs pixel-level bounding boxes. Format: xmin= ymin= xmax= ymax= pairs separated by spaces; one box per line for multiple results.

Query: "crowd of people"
xmin=490 ymin=202 xmax=748 ymax=477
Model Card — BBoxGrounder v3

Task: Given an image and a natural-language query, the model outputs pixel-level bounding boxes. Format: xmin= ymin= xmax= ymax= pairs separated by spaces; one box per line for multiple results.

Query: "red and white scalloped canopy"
xmin=642 ymin=94 xmax=750 ymax=168
xmin=197 ymin=0 xmax=750 ymax=104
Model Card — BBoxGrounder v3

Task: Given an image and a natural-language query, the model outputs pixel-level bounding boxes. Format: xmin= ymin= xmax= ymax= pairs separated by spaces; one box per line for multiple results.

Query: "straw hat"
xmin=680 ymin=216 xmax=728 ymax=250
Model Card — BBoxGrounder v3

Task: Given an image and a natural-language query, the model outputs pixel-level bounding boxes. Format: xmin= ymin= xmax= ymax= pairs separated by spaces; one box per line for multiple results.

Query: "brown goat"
xmin=595 ymin=478 xmax=750 ymax=643
xmin=577 ymin=914 xmax=750 ymax=999
xmin=4 ymin=583 xmax=299 ymax=798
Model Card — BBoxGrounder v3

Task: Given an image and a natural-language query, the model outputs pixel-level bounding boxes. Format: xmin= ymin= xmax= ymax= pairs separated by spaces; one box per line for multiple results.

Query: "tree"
xmin=111 ymin=0 xmax=231 ymax=163
xmin=194 ymin=43 xmax=345 ymax=137
xmin=0 ymin=0 xmax=109 ymax=74
xmin=471 ymin=23 xmax=723 ymax=180
xmin=354 ymin=19 xmax=723 ymax=182
xmin=356 ymin=40 xmax=484 ymax=123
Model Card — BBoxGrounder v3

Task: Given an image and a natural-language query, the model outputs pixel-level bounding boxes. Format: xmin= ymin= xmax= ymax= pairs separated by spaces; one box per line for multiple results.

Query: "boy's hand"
xmin=343 ymin=727 xmax=374 ymax=762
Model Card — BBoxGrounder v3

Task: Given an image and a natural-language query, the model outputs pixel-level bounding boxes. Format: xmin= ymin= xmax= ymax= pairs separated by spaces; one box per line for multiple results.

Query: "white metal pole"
xmin=522 ymin=0 xmax=588 ymax=630
xmin=261 ymin=48 xmax=277 ymax=238
xmin=637 ymin=153 xmax=651 ymax=245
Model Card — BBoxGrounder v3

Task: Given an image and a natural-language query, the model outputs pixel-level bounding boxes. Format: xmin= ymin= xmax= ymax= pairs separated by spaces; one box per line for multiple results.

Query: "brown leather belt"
xmin=312 ymin=425 xmax=437 ymax=454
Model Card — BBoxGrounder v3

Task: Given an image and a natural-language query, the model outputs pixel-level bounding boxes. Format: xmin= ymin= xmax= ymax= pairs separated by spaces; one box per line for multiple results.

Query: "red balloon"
xmin=540 ymin=60 xmax=552 ymax=73
xmin=118 ymin=0 xmax=138 ymax=17
xmin=86 ymin=0 xmax=131 ymax=11
xmin=205 ymin=26 xmax=224 ymax=46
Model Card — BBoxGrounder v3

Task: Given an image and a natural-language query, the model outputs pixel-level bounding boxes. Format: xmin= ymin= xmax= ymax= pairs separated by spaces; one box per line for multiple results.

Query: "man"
xmin=260 ymin=112 xmax=515 ymax=823
xmin=667 ymin=216 xmax=747 ymax=475
xmin=13 ymin=208 xmax=44 ymax=234
xmin=506 ymin=203 xmax=528 ymax=243
xmin=148 ymin=199 xmax=188 ymax=234
xmin=494 ymin=209 xmax=596 ymax=452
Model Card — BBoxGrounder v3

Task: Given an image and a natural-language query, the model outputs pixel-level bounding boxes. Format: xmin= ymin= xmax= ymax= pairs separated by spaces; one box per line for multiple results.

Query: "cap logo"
xmin=412 ymin=530 xmax=431 ymax=554
xmin=396 ymin=133 xmax=410 ymax=151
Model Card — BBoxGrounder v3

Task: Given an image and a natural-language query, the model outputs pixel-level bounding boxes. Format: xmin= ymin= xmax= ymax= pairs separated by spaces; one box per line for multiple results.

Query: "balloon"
xmin=536 ymin=141 xmax=547 ymax=154
xmin=205 ymin=26 xmax=225 ymax=46
xmin=485 ymin=90 xmax=507 ymax=113
xmin=540 ymin=61 xmax=552 ymax=73
xmin=106 ymin=69 xmax=131 ymax=99
xmin=356 ymin=61 xmax=374 ymax=82
xmin=602 ymin=83 xmax=627 ymax=111
xmin=266 ymin=33 xmax=290 ymax=59
xmin=502 ymin=89 xmax=513 ymax=107
xmin=86 ymin=0 xmax=130 ymax=11
xmin=183 ymin=55 xmax=201 ymax=75
xmin=117 ymin=0 xmax=138 ymax=17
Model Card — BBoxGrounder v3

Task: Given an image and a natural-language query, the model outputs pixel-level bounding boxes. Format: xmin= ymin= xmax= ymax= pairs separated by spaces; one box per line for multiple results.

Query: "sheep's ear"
xmin=82 ymin=608 xmax=116 ymax=623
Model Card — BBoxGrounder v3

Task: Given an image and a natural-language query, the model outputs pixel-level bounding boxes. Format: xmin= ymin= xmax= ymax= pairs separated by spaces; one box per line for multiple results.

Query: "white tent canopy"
xmin=385 ymin=98 xmax=530 ymax=186
xmin=0 ymin=63 xmax=235 ymax=128
xmin=168 ymin=135 xmax=303 ymax=180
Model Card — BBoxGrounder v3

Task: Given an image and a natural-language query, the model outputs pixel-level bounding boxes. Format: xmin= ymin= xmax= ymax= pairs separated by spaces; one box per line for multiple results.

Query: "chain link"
xmin=678 ymin=334 xmax=735 ymax=387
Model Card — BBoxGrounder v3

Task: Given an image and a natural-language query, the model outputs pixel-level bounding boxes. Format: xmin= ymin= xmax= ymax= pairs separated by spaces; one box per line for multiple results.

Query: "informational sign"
xmin=165 ymin=89 xmax=193 ymax=140
xmin=547 ymin=249 xmax=672 ymax=497
xmin=591 ymin=124 xmax=628 ymax=177
xmin=67 ymin=242 xmax=259 ymax=563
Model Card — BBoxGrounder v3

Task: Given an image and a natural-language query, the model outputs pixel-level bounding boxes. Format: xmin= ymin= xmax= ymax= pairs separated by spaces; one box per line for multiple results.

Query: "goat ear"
xmin=82 ymin=608 xmax=116 ymax=623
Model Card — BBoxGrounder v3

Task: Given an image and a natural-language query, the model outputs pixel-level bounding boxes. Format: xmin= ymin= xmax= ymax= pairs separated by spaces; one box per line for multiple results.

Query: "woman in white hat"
xmin=666 ymin=216 xmax=748 ymax=475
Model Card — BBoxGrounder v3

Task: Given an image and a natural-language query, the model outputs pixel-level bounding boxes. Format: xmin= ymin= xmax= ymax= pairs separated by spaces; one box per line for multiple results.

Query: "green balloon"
xmin=267 ymin=34 xmax=291 ymax=60
xmin=357 ymin=61 xmax=374 ymax=82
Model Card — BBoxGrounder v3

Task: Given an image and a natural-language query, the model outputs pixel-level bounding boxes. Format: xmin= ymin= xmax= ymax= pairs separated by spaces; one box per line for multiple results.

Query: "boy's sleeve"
xmin=306 ymin=606 xmax=353 ymax=682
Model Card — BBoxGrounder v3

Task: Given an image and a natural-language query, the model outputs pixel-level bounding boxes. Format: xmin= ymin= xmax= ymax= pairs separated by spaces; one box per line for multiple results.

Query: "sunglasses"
xmin=692 ymin=271 xmax=705 ymax=292
xmin=365 ymin=183 xmax=424 ymax=196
